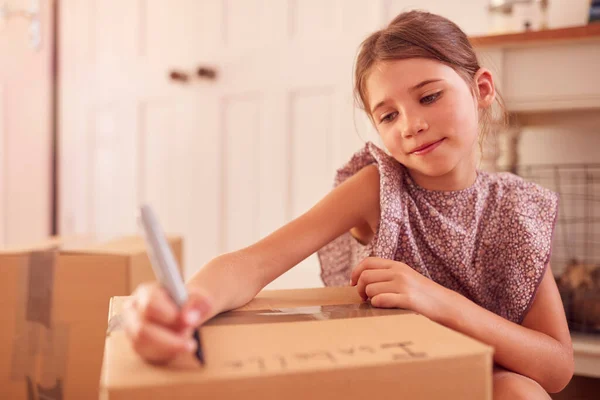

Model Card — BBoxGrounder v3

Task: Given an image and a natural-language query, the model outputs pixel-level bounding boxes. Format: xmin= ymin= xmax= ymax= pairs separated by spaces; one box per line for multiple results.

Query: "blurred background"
xmin=1 ymin=0 xmax=599 ymax=397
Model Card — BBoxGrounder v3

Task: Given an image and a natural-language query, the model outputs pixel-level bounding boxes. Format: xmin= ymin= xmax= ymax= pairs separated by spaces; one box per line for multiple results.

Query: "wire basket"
xmin=514 ymin=164 xmax=600 ymax=333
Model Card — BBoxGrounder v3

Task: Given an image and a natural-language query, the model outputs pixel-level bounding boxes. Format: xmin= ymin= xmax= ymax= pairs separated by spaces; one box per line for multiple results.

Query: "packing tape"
xmin=10 ymin=247 xmax=69 ymax=400
xmin=106 ymin=302 xmax=415 ymax=333
xmin=206 ymin=303 xmax=414 ymax=326
xmin=26 ymin=250 xmax=56 ymax=328
xmin=106 ymin=315 xmax=123 ymax=335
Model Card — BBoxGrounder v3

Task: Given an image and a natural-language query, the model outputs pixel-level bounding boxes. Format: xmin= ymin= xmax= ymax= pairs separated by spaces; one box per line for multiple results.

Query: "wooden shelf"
xmin=469 ymin=24 xmax=600 ymax=48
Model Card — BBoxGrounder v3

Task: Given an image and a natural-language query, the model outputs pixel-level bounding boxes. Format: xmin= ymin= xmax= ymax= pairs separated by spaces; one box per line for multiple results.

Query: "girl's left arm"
xmin=442 ymin=266 xmax=574 ymax=393
xmin=352 ymin=260 xmax=574 ymax=393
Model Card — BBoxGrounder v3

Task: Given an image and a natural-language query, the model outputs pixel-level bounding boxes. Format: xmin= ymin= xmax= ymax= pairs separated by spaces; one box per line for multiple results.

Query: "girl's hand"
xmin=350 ymin=257 xmax=451 ymax=322
xmin=121 ymin=283 xmax=213 ymax=364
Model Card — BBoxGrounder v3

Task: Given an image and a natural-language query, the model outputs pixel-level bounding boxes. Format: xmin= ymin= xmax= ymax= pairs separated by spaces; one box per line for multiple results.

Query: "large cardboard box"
xmin=101 ymin=287 xmax=493 ymax=400
xmin=0 ymin=235 xmax=183 ymax=400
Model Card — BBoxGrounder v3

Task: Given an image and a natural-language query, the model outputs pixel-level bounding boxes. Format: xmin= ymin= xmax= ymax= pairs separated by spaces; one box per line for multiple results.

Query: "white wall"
xmin=545 ymin=0 xmax=592 ymax=29
xmin=0 ymin=0 xmax=53 ymax=247
xmin=488 ymin=0 xmax=591 ymax=32
xmin=519 ymin=111 xmax=600 ymax=166
xmin=389 ymin=0 xmax=591 ymax=35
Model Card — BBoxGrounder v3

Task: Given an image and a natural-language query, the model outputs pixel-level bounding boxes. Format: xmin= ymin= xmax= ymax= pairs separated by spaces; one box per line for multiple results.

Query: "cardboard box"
xmin=0 ymin=235 xmax=183 ymax=400
xmin=101 ymin=287 xmax=493 ymax=400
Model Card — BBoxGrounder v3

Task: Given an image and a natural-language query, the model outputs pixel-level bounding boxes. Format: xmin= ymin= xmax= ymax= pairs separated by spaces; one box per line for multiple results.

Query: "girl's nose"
xmin=400 ymin=114 xmax=429 ymax=138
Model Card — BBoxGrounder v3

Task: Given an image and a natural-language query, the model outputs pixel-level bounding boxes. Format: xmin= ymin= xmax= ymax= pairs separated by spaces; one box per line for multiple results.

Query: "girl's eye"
xmin=380 ymin=112 xmax=398 ymax=124
xmin=421 ymin=91 xmax=441 ymax=104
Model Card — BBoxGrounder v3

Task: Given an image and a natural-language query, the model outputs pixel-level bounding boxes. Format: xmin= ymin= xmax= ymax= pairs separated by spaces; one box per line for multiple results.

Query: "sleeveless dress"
xmin=317 ymin=142 xmax=558 ymax=324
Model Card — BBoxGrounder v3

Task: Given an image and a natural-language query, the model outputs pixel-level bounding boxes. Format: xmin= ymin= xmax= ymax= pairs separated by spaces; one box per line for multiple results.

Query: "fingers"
xmin=371 ymin=293 xmax=411 ymax=309
xmin=122 ymin=282 xmax=214 ymax=364
xmin=350 ymin=257 xmax=392 ymax=286
xmin=131 ymin=283 xmax=213 ymax=329
xmin=122 ymin=304 xmax=196 ymax=364
xmin=355 ymin=269 xmax=394 ymax=300
xmin=363 ymin=281 xmax=399 ymax=300
xmin=132 ymin=283 xmax=180 ymax=328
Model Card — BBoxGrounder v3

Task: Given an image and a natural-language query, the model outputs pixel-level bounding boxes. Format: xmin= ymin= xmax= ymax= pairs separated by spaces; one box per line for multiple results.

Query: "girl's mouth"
xmin=411 ymin=138 xmax=445 ymax=155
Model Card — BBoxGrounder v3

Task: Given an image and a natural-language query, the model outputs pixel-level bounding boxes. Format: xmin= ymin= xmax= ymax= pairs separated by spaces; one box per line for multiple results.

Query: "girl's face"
xmin=365 ymin=58 xmax=494 ymax=190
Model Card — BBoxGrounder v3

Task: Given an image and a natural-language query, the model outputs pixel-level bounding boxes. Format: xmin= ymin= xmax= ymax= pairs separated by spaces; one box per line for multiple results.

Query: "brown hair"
xmin=354 ymin=10 xmax=507 ymax=145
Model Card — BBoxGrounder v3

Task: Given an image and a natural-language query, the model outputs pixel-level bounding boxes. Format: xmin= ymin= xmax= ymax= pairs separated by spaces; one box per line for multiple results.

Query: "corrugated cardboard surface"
xmin=102 ymin=287 xmax=493 ymax=400
xmin=0 ymin=235 xmax=183 ymax=400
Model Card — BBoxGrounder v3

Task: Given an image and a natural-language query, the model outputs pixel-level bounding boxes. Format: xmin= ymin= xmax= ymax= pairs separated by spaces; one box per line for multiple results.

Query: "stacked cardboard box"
xmin=0 ymin=235 xmax=183 ymax=400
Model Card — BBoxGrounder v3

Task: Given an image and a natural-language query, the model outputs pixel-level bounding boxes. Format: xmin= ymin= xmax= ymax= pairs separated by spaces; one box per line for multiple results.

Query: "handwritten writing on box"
xmin=223 ymin=341 xmax=428 ymax=373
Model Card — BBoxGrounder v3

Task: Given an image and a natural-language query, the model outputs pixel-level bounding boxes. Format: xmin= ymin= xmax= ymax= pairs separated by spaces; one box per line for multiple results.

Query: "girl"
xmin=122 ymin=11 xmax=573 ymax=399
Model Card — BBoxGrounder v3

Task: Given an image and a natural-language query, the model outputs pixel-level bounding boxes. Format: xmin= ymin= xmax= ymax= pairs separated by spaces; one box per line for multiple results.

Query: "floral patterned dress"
xmin=317 ymin=142 xmax=558 ymax=324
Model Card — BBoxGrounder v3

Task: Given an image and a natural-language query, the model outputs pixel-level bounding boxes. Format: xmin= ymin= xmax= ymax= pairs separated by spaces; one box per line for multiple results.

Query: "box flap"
xmin=61 ymin=235 xmax=182 ymax=256
xmin=0 ymin=235 xmax=91 ymax=255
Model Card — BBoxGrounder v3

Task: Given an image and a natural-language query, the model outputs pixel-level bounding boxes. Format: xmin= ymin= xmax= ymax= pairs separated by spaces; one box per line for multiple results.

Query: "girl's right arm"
xmin=122 ymin=164 xmax=381 ymax=363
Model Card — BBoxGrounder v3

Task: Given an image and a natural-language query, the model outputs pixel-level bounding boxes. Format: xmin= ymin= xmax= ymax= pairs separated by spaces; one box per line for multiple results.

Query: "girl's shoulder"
xmin=332 ymin=141 xmax=399 ymax=187
xmin=482 ymin=170 xmax=558 ymax=223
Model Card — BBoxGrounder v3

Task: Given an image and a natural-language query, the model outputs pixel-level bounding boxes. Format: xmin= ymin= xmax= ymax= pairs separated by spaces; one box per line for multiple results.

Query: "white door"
xmin=59 ymin=0 xmax=489 ymax=288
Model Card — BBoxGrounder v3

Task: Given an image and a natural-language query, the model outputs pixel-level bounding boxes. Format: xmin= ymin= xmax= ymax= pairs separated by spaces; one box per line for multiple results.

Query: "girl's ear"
xmin=474 ymin=68 xmax=496 ymax=109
